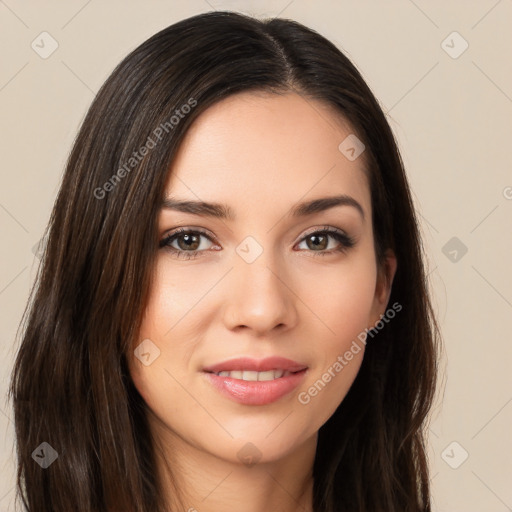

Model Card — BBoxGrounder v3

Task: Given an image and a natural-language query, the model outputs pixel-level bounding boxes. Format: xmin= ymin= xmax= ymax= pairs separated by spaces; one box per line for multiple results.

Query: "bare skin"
xmin=128 ymin=91 xmax=397 ymax=512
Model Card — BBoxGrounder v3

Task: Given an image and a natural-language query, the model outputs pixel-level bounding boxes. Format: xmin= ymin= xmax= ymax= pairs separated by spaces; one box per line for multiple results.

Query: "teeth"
xmin=215 ymin=369 xmax=292 ymax=381
xmin=257 ymin=370 xmax=278 ymax=381
xmin=242 ymin=371 xmax=258 ymax=381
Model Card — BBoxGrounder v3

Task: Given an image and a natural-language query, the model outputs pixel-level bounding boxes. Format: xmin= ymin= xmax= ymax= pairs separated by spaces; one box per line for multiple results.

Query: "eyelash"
xmin=159 ymin=226 xmax=355 ymax=260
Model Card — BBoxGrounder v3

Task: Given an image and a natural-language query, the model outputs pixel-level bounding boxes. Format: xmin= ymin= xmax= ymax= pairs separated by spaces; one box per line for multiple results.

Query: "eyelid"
xmin=160 ymin=225 xmax=351 ymax=244
xmin=159 ymin=224 xmax=356 ymax=256
xmin=298 ymin=225 xmax=350 ymax=242
xmin=159 ymin=226 xmax=218 ymax=245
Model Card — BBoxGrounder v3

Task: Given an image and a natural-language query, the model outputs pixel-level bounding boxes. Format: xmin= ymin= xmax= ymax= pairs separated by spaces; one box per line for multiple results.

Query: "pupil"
xmin=180 ymin=234 xmax=199 ymax=250
xmin=309 ymin=235 xmax=326 ymax=250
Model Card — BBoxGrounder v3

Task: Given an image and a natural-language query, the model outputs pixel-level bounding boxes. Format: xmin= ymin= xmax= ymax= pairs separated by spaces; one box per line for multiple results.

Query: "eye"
xmin=159 ymin=228 xmax=218 ymax=260
xmin=295 ymin=226 xmax=355 ymax=256
xmin=159 ymin=225 xmax=356 ymax=260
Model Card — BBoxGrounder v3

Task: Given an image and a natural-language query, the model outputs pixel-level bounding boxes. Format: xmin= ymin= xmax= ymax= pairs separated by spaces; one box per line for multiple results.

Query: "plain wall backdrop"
xmin=1 ymin=1 xmax=511 ymax=511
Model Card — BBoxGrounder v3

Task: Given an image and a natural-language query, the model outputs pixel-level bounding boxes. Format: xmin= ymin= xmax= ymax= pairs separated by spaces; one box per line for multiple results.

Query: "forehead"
xmin=164 ymin=91 xmax=370 ymax=217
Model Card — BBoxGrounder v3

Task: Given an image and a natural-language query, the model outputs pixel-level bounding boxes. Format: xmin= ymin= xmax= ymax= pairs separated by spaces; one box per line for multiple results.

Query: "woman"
xmin=9 ymin=10 xmax=440 ymax=512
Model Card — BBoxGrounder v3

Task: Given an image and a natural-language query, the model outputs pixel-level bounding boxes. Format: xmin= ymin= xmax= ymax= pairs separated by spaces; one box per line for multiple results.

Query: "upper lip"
xmin=202 ymin=356 xmax=308 ymax=373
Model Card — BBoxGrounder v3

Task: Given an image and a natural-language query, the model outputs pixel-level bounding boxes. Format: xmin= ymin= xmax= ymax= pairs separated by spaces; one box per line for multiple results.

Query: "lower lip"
xmin=203 ymin=369 xmax=308 ymax=405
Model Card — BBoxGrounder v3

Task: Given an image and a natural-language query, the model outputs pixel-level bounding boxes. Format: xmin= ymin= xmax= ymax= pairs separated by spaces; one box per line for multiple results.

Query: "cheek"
xmin=293 ymin=256 xmax=376 ymax=416
xmin=127 ymin=264 xmax=205 ymax=418
xmin=128 ymin=346 xmax=190 ymax=431
xmin=140 ymin=259 xmax=215 ymax=338
xmin=329 ymin=279 xmax=375 ymax=341
xmin=296 ymin=254 xmax=378 ymax=341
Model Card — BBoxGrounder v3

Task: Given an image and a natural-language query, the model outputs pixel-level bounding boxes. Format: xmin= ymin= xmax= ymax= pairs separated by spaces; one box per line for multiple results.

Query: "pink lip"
xmin=203 ymin=369 xmax=308 ymax=405
xmin=202 ymin=356 xmax=308 ymax=373
xmin=202 ymin=356 xmax=309 ymax=406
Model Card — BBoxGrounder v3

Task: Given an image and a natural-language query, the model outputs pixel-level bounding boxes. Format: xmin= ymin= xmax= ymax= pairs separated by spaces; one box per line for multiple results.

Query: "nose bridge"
xmin=223 ymin=238 xmax=296 ymax=333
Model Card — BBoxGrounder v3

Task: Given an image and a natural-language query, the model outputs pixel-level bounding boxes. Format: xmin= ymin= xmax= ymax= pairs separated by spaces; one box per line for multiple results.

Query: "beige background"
xmin=1 ymin=1 xmax=511 ymax=511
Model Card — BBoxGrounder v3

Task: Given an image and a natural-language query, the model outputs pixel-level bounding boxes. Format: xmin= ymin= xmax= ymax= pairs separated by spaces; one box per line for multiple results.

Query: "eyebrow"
xmin=160 ymin=194 xmax=365 ymax=221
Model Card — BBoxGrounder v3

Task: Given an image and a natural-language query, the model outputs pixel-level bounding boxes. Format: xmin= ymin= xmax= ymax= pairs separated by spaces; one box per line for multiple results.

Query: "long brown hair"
xmin=9 ymin=11 xmax=440 ymax=512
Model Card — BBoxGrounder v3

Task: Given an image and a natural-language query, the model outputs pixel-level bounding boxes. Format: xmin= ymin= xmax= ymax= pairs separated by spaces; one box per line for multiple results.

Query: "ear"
xmin=368 ymin=249 xmax=397 ymax=327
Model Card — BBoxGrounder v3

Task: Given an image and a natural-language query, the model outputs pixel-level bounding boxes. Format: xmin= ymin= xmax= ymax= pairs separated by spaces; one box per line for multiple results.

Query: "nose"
xmin=222 ymin=250 xmax=298 ymax=336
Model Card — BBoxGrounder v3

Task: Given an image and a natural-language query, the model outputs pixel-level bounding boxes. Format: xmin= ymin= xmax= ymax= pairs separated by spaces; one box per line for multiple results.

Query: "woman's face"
xmin=128 ymin=91 xmax=396 ymax=465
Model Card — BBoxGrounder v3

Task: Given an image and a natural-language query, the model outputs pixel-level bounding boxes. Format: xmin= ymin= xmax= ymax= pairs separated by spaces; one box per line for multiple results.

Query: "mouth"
xmin=202 ymin=367 xmax=308 ymax=406
xmin=204 ymin=368 xmax=304 ymax=381
xmin=202 ymin=356 xmax=308 ymax=374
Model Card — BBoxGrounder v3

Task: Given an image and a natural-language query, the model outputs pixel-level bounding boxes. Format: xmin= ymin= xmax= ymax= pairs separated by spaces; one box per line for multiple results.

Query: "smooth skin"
xmin=128 ymin=91 xmax=397 ymax=512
